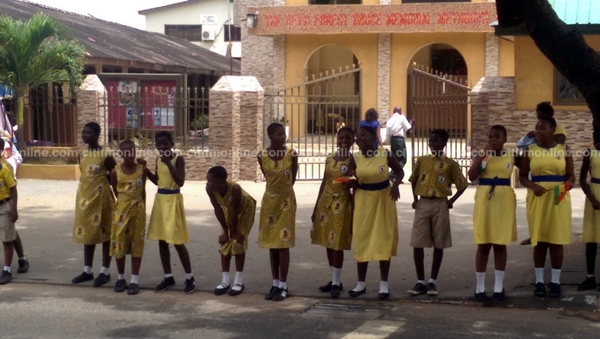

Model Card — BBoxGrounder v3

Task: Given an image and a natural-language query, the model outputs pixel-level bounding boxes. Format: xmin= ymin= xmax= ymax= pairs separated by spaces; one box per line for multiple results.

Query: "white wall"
xmin=143 ymin=0 xmax=234 ymax=49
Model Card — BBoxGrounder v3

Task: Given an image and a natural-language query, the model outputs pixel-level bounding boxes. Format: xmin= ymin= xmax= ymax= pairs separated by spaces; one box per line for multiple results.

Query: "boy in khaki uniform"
xmin=0 ymin=138 xmax=26 ymax=285
xmin=408 ymin=129 xmax=468 ymax=296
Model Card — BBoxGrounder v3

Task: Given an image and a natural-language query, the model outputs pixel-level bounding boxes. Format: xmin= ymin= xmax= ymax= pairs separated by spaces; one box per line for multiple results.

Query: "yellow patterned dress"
xmin=73 ymin=148 xmax=113 ymax=244
xmin=213 ymin=181 xmax=257 ymax=256
xmin=473 ymin=152 xmax=517 ymax=245
xmin=110 ymin=164 xmax=146 ymax=259
xmin=147 ymin=155 xmax=189 ymax=245
xmin=258 ymin=148 xmax=296 ymax=249
xmin=583 ymin=146 xmax=600 ymax=243
xmin=526 ymin=144 xmax=572 ymax=246
xmin=311 ymin=155 xmax=353 ymax=251
xmin=352 ymin=148 xmax=398 ymax=262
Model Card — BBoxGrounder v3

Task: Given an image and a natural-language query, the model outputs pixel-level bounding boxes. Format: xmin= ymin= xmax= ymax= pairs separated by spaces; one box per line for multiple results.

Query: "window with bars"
xmin=164 ymin=25 xmax=203 ymax=42
xmin=224 ymin=25 xmax=241 ymax=42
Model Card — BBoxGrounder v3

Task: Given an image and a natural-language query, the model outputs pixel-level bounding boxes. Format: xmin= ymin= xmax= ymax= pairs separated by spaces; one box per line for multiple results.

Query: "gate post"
xmin=209 ymin=76 xmax=264 ymax=182
xmin=76 ymin=75 xmax=108 ymax=149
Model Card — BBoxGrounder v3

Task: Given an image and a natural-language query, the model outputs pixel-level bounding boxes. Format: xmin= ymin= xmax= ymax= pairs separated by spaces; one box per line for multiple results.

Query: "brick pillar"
xmin=485 ymin=33 xmax=499 ymax=77
xmin=76 ymin=75 xmax=108 ymax=149
xmin=209 ymin=76 xmax=264 ymax=182
xmin=377 ymin=33 xmax=391 ymax=122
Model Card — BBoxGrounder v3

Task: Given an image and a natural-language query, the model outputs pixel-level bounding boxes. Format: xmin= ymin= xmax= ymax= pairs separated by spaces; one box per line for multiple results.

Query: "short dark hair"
xmin=0 ymin=138 xmax=5 ymax=150
xmin=84 ymin=122 xmax=101 ymax=136
xmin=337 ymin=127 xmax=354 ymax=137
xmin=120 ymin=139 xmax=135 ymax=148
xmin=536 ymin=102 xmax=554 ymax=118
xmin=365 ymin=108 xmax=378 ymax=122
xmin=358 ymin=125 xmax=377 ymax=139
xmin=490 ymin=125 xmax=507 ymax=138
xmin=538 ymin=116 xmax=557 ymax=128
xmin=430 ymin=129 xmax=449 ymax=144
xmin=155 ymin=131 xmax=173 ymax=143
xmin=267 ymin=123 xmax=284 ymax=137
xmin=208 ymin=166 xmax=228 ymax=180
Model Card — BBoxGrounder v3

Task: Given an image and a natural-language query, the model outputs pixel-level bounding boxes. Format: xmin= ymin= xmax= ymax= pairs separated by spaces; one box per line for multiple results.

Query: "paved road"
xmin=1 ymin=283 xmax=599 ymax=339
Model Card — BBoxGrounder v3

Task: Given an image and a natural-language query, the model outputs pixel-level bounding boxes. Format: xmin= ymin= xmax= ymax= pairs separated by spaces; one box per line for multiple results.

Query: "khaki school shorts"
xmin=410 ymin=198 xmax=452 ymax=249
xmin=0 ymin=201 xmax=16 ymax=243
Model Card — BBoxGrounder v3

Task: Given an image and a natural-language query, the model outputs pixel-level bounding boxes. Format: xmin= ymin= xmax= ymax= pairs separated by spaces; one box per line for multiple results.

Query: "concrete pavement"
xmin=6 ymin=179 xmax=600 ymax=312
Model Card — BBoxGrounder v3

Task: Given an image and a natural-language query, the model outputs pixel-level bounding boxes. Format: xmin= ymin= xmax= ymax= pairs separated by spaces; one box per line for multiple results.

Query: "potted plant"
xmin=191 ymin=115 xmax=209 ymax=136
xmin=272 ymin=116 xmax=289 ymax=140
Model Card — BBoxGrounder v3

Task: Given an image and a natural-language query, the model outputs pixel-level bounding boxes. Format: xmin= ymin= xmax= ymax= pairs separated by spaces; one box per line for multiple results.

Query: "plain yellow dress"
xmin=258 ymin=148 xmax=297 ymax=248
xmin=311 ymin=155 xmax=353 ymax=251
xmin=583 ymin=146 xmax=600 ymax=243
xmin=213 ymin=180 xmax=257 ymax=256
xmin=73 ymin=148 xmax=113 ymax=244
xmin=473 ymin=152 xmax=517 ymax=245
xmin=147 ymin=155 xmax=189 ymax=245
xmin=352 ymin=148 xmax=398 ymax=262
xmin=110 ymin=164 xmax=146 ymax=258
xmin=526 ymin=144 xmax=572 ymax=246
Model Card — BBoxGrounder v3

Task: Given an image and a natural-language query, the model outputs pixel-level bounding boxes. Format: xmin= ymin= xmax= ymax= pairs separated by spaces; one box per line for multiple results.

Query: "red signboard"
xmin=249 ymin=3 xmax=497 ymax=35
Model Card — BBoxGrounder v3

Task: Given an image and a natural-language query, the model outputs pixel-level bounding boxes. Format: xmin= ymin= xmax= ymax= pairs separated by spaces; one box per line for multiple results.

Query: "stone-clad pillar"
xmin=377 ymin=33 xmax=391 ymax=122
xmin=76 ymin=75 xmax=108 ymax=149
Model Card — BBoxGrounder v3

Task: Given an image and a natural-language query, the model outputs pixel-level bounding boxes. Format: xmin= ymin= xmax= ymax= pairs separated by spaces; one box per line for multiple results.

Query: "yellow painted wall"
xmin=285 ymin=34 xmax=379 ymax=135
xmin=390 ymin=32 xmax=487 ymax=117
xmin=498 ymin=38 xmax=515 ymax=77
xmin=515 ymin=35 xmax=600 ymax=111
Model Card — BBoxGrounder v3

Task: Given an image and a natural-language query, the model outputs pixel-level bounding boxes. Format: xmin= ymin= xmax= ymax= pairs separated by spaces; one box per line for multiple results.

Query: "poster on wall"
xmin=118 ymin=81 xmax=137 ymax=106
xmin=152 ymin=107 xmax=175 ymax=127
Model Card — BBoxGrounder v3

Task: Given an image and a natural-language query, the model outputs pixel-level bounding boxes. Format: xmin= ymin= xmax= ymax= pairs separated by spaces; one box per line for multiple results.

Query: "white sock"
xmin=222 ymin=272 xmax=231 ymax=286
xmin=84 ymin=266 xmax=92 ymax=274
xmin=379 ymin=281 xmax=389 ymax=294
xmin=130 ymin=275 xmax=139 ymax=284
xmin=551 ymin=269 xmax=561 ymax=284
xmin=19 ymin=257 xmax=26 ymax=261
xmin=234 ymin=271 xmax=243 ymax=286
xmin=494 ymin=270 xmax=504 ymax=293
xmin=279 ymin=281 xmax=288 ymax=290
xmin=100 ymin=267 xmax=109 ymax=275
xmin=588 ymin=274 xmax=595 ymax=278
xmin=417 ymin=280 xmax=426 ymax=285
xmin=352 ymin=281 xmax=366 ymax=292
xmin=3 ymin=266 xmax=11 ymax=273
xmin=475 ymin=272 xmax=486 ymax=293
xmin=535 ymin=267 xmax=544 ymax=284
xmin=428 ymin=278 xmax=436 ymax=284
xmin=165 ymin=273 xmax=173 ymax=278
xmin=185 ymin=273 xmax=193 ymax=280
xmin=332 ymin=267 xmax=342 ymax=286
xmin=273 ymin=279 xmax=280 ymax=287
xmin=118 ymin=274 xmax=125 ymax=280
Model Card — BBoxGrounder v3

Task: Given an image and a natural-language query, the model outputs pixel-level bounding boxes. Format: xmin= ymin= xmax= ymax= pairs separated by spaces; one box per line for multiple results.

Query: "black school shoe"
xmin=348 ymin=287 xmax=366 ymax=298
xmin=272 ymin=288 xmax=288 ymax=301
xmin=265 ymin=286 xmax=278 ymax=300
xmin=474 ymin=292 xmax=487 ymax=300
xmin=0 ymin=270 xmax=12 ymax=285
xmin=114 ymin=279 xmax=128 ymax=293
xmin=93 ymin=273 xmax=111 ymax=287
xmin=578 ymin=277 xmax=597 ymax=291
xmin=408 ymin=283 xmax=427 ymax=296
xmin=72 ymin=272 xmax=94 ymax=284
xmin=17 ymin=258 xmax=29 ymax=274
xmin=548 ymin=283 xmax=561 ymax=298
xmin=128 ymin=283 xmax=140 ymax=295
xmin=493 ymin=289 xmax=505 ymax=301
xmin=330 ymin=284 xmax=342 ymax=298
xmin=214 ymin=283 xmax=230 ymax=296
xmin=229 ymin=283 xmax=244 ymax=296
xmin=534 ymin=282 xmax=546 ymax=298
xmin=319 ymin=281 xmax=343 ymax=293
xmin=184 ymin=277 xmax=196 ymax=294
xmin=155 ymin=277 xmax=176 ymax=292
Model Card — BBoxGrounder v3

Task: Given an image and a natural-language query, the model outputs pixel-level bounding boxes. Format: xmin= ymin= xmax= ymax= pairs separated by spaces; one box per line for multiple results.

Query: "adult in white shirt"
xmin=386 ymin=107 xmax=412 ymax=173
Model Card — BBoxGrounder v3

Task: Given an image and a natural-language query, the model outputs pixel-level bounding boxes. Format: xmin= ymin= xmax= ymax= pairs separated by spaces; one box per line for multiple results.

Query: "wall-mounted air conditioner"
xmin=202 ymin=28 xmax=216 ymax=41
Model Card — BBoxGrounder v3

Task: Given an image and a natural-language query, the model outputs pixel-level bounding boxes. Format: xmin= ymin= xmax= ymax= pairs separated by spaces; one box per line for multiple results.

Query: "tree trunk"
xmin=501 ymin=0 xmax=600 ymax=143
xmin=15 ymin=95 xmax=25 ymax=152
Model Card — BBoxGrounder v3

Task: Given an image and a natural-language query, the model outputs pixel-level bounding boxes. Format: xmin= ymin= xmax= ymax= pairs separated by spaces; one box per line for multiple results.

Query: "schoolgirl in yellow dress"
xmin=578 ymin=137 xmax=600 ymax=291
xmin=468 ymin=125 xmax=517 ymax=301
xmin=257 ymin=123 xmax=298 ymax=302
xmin=346 ymin=124 xmax=403 ymax=300
xmin=141 ymin=131 xmax=195 ymax=294
xmin=519 ymin=116 xmax=574 ymax=299
xmin=110 ymin=140 xmax=146 ymax=295
xmin=206 ymin=166 xmax=257 ymax=297
xmin=311 ymin=127 xmax=354 ymax=298
xmin=72 ymin=122 xmax=116 ymax=287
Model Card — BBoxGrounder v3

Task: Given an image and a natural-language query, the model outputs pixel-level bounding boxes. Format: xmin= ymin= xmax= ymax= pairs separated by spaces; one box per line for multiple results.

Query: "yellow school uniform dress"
xmin=473 ymin=152 xmax=517 ymax=245
xmin=147 ymin=155 xmax=189 ymax=245
xmin=311 ymin=155 xmax=353 ymax=251
xmin=213 ymin=181 xmax=257 ymax=256
xmin=258 ymin=148 xmax=296 ymax=249
xmin=526 ymin=144 xmax=572 ymax=246
xmin=110 ymin=164 xmax=146 ymax=259
xmin=583 ymin=146 xmax=600 ymax=243
xmin=352 ymin=148 xmax=398 ymax=262
xmin=73 ymin=148 xmax=113 ymax=244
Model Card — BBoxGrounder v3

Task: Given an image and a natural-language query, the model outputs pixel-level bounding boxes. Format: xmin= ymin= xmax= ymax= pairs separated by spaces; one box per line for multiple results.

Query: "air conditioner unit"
xmin=202 ymin=28 xmax=216 ymax=41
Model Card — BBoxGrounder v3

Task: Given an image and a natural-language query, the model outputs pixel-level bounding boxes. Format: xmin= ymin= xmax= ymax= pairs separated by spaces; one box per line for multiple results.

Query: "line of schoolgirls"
xmin=23 ymin=101 xmax=598 ymax=301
